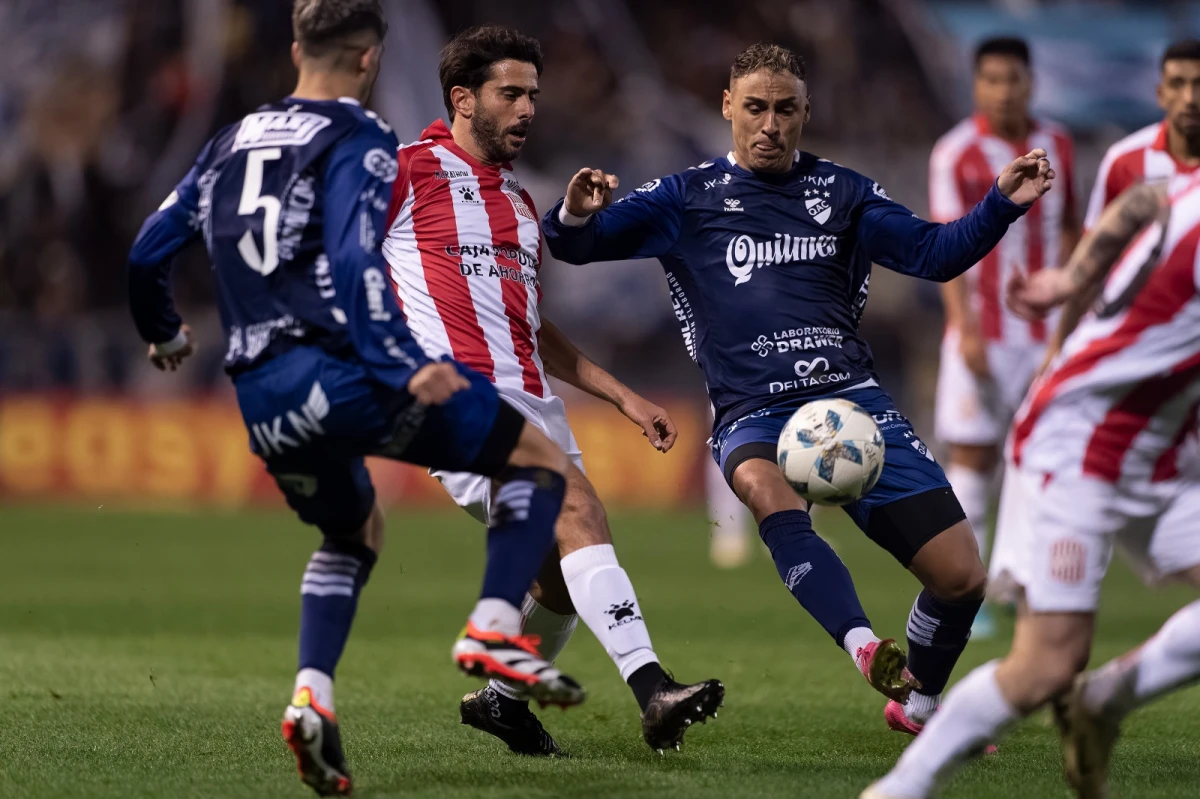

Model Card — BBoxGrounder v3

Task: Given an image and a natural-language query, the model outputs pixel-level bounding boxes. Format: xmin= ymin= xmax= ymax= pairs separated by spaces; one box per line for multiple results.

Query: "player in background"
xmin=127 ymin=5 xmax=586 ymax=795
xmin=863 ymin=177 xmax=1200 ymax=799
xmin=543 ymin=43 xmax=1052 ymax=736
xmin=382 ymin=26 xmax=723 ymax=756
xmin=1084 ymin=40 xmax=1200 ymax=229
xmin=708 ymin=449 xmax=758 ymax=568
xmin=929 ymin=37 xmax=1080 ymax=639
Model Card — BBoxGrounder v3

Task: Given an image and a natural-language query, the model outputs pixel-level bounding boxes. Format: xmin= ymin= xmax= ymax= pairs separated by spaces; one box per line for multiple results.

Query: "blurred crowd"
xmin=0 ymin=0 xmax=1187 ymax=419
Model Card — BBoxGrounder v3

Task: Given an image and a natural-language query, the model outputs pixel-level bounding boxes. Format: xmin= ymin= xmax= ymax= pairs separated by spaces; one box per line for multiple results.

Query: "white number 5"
xmin=237 ymin=147 xmax=282 ymax=275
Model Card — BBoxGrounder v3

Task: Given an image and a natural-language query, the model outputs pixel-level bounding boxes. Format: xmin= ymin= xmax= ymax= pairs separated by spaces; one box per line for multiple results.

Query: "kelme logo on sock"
xmin=604 ymin=600 xmax=642 ymax=629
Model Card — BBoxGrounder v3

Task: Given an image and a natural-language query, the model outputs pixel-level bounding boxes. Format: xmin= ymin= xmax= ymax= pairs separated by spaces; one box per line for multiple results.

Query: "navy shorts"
xmin=711 ymin=387 xmax=965 ymax=565
xmin=234 ymin=346 xmax=523 ymax=537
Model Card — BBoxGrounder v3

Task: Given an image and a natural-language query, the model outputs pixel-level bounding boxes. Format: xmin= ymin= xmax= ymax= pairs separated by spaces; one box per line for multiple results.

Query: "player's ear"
xmin=722 ymin=89 xmax=733 ymax=121
xmin=291 ymin=41 xmax=303 ymax=70
xmin=359 ymin=45 xmax=381 ymax=76
xmin=450 ymin=85 xmax=475 ymax=120
xmin=803 ymin=97 xmax=812 ymax=124
xmin=1156 ymin=80 xmax=1168 ymax=113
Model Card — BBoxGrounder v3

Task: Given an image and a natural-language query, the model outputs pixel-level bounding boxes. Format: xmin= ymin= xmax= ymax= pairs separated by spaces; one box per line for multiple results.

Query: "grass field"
xmin=4 ymin=505 xmax=1200 ymax=798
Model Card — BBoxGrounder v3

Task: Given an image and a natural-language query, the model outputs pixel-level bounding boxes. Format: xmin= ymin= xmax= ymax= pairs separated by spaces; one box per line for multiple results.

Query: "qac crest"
xmin=806 ymin=196 xmax=831 ymax=225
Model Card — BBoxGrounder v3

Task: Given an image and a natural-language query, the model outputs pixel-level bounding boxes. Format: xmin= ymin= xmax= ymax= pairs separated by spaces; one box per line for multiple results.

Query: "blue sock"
xmin=905 ymin=589 xmax=983 ymax=695
xmin=759 ymin=510 xmax=872 ymax=647
xmin=297 ymin=538 xmax=377 ymax=676
xmin=482 ymin=467 xmax=565 ymax=606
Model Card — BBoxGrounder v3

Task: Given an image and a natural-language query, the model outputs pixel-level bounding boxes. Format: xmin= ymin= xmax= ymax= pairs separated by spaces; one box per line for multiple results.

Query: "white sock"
xmin=844 ymin=626 xmax=880 ymax=663
xmin=294 ymin=667 xmax=334 ymax=712
xmin=946 ymin=464 xmax=991 ymax=561
xmin=469 ymin=597 xmax=522 ymax=637
xmin=875 ymin=661 xmax=1018 ymax=798
xmin=904 ymin=691 xmax=941 ymax=725
xmin=560 ymin=544 xmax=659 ymax=680
xmin=1084 ymin=599 xmax=1200 ymax=718
xmin=488 ymin=594 xmax=580 ymax=701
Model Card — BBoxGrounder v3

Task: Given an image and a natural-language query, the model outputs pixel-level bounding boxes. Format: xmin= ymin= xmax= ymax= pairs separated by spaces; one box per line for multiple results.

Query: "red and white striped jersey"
xmin=929 ymin=115 xmax=1077 ymax=345
xmin=1011 ymin=174 xmax=1200 ymax=484
xmin=1084 ymin=121 xmax=1200 ymax=230
xmin=381 ymin=120 xmax=549 ymax=398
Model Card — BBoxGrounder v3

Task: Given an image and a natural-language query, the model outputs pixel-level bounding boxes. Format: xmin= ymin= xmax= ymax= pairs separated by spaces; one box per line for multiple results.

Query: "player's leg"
xmin=718 ymin=412 xmax=917 ymax=702
xmin=933 ymin=331 xmax=1004 ymax=639
xmin=864 ymin=608 xmax=1095 ymax=799
xmin=476 ymin=401 xmax=722 ymax=753
xmin=548 ymin=463 xmax=723 ymax=751
xmin=841 ymin=390 xmax=987 ymax=730
xmin=378 ymin=365 xmax=582 ymax=705
xmin=461 ymin=548 xmax=578 ymax=756
xmin=1058 ymin=487 xmax=1200 ymax=795
xmin=233 ymin=349 xmax=389 ymax=796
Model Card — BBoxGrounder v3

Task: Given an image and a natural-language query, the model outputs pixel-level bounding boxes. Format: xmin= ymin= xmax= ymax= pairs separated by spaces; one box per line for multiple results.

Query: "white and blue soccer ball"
xmin=777 ymin=399 xmax=885 ymax=506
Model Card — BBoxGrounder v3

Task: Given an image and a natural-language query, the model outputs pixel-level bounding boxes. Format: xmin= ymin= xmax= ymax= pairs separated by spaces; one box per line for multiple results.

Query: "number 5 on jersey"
xmin=238 ymin=147 xmax=282 ymax=275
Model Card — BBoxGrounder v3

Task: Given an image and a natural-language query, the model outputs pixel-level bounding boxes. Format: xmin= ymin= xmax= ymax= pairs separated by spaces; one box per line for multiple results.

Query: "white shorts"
xmin=432 ymin=387 xmax=585 ymax=525
xmin=934 ymin=329 xmax=1044 ymax=446
xmin=989 ymin=464 xmax=1200 ymax=612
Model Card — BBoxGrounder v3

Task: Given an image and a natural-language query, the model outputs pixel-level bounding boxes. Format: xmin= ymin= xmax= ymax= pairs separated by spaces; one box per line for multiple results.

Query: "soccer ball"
xmin=777 ymin=399 xmax=885 ymax=506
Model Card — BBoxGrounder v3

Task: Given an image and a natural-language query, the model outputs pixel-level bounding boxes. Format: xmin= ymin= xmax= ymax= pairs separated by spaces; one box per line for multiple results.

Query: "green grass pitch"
xmin=3 ymin=505 xmax=1200 ymax=798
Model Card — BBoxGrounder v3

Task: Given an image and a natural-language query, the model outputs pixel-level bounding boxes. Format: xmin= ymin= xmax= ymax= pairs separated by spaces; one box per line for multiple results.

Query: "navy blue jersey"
xmin=128 ymin=96 xmax=428 ymax=390
xmin=543 ymin=151 xmax=1028 ymax=431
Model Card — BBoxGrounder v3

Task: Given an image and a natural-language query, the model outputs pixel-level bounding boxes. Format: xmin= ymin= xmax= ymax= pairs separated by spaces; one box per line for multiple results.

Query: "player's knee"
xmin=928 ymin=561 xmax=988 ymax=602
xmin=731 ymin=461 xmax=805 ymax=523
xmin=559 ymin=468 xmax=610 ymax=550
xmin=507 ymin=423 xmax=569 ymax=476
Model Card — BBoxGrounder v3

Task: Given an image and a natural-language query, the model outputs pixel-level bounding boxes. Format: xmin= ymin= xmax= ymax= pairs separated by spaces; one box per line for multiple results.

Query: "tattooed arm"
xmin=1007 ymin=182 xmax=1169 ymax=355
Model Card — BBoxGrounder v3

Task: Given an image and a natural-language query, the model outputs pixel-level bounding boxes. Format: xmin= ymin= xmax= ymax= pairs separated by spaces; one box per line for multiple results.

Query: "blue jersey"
xmin=128 ymin=96 xmax=428 ymax=389
xmin=543 ymin=151 xmax=1028 ymax=431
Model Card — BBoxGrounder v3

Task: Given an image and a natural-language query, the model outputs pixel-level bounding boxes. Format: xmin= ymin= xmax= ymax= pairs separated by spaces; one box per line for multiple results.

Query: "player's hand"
xmin=958 ymin=327 xmax=991 ymax=379
xmin=406 ymin=362 xmax=470 ymax=405
xmin=997 ymin=148 xmax=1055 ymax=207
xmin=618 ymin=394 xmax=678 ymax=453
xmin=564 ymin=168 xmax=619 ymax=217
xmin=148 ymin=324 xmax=197 ymax=372
xmin=1006 ymin=268 xmax=1072 ymax=321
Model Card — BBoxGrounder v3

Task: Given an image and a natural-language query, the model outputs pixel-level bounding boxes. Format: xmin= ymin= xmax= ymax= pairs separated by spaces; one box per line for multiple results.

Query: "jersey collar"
xmin=725 ymin=149 xmax=801 ymax=168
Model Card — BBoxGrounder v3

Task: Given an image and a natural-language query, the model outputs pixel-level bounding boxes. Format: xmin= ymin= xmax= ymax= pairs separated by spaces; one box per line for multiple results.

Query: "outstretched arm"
xmin=1008 ymin=182 xmax=1168 ymax=357
xmin=541 ymin=169 xmax=684 ymax=264
xmin=539 ymin=317 xmax=677 ymax=452
xmin=861 ymin=149 xmax=1054 ymax=282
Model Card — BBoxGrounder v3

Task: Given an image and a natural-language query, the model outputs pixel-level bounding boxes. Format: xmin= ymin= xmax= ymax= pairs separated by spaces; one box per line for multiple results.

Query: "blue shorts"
xmin=234 ymin=346 xmax=521 ymax=537
xmin=712 ymin=387 xmax=965 ymax=565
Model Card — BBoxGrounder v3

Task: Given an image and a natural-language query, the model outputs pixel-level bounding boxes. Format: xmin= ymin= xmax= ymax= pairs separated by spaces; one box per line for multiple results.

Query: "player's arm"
xmin=859 ymin=149 xmax=1053 ymax=282
xmin=1008 ymin=182 xmax=1168 ymax=345
xmin=323 ymin=132 xmax=462 ymax=404
xmin=127 ymin=142 xmax=212 ymax=370
xmin=538 ymin=317 xmax=676 ymax=452
xmin=541 ymin=169 xmax=684 ymax=263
